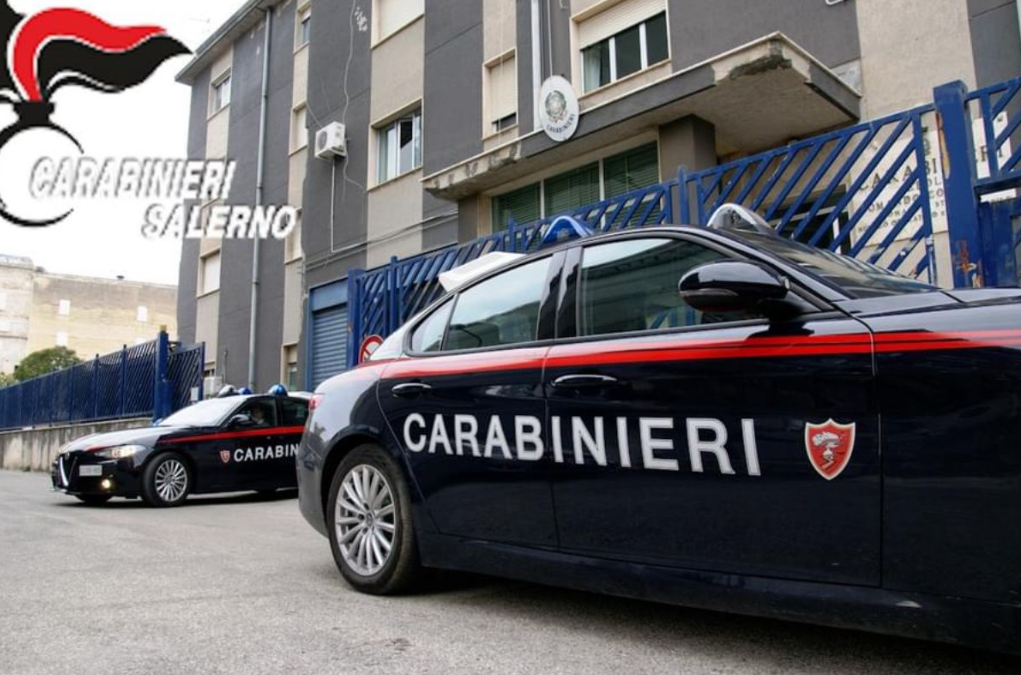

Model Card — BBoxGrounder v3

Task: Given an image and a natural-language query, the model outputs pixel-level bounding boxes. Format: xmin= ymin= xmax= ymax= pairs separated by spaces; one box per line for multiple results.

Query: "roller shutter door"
xmin=310 ymin=306 xmax=348 ymax=388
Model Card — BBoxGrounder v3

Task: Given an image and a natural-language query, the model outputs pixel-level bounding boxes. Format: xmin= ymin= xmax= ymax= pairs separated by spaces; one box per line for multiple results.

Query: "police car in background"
xmin=297 ymin=205 xmax=1021 ymax=653
xmin=52 ymin=386 xmax=309 ymax=507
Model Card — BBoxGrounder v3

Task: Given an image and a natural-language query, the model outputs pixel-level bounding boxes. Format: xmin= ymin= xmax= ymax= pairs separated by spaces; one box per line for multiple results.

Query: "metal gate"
xmin=321 ymin=74 xmax=1021 ymax=376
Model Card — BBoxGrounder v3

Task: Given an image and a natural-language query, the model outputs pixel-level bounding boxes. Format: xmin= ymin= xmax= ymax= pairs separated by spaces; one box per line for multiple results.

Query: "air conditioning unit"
xmin=315 ymin=122 xmax=347 ymax=159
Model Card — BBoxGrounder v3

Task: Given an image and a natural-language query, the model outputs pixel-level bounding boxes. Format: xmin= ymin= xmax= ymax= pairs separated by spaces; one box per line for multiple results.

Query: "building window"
xmin=136 ymin=306 xmax=148 ymax=323
xmin=492 ymin=183 xmax=541 ymax=229
xmin=581 ymin=11 xmax=668 ymax=92
xmin=297 ymin=5 xmax=311 ymax=48
xmin=285 ymin=214 xmax=303 ymax=261
xmin=544 ymin=163 xmax=601 ymax=216
xmin=211 ymin=73 xmax=231 ymax=114
xmin=283 ymin=345 xmax=299 ymax=390
xmin=373 ymin=0 xmax=424 ymax=44
xmin=291 ymin=105 xmax=308 ymax=151
xmin=199 ymin=252 xmax=221 ymax=295
xmin=491 ymin=142 xmax=659 ymax=230
xmin=376 ymin=108 xmax=422 ymax=183
xmin=484 ymin=52 xmax=517 ymax=135
xmin=58 ymin=299 xmax=70 ymax=316
xmin=56 ymin=331 xmax=68 ymax=347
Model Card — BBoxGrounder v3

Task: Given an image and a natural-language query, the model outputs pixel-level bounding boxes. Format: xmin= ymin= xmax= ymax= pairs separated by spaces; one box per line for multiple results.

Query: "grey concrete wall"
xmin=669 ymin=0 xmax=860 ymax=70
xmin=515 ymin=0 xmax=535 ymax=134
xmin=423 ymin=0 xmax=484 ymax=177
xmin=1 ymin=418 xmax=151 ymax=472
xmin=177 ymin=70 xmax=210 ymax=346
xmin=968 ymin=0 xmax=1021 ymax=87
xmin=302 ymin=0 xmax=370 ymax=292
xmin=254 ymin=4 xmax=296 ymax=390
xmin=212 ymin=10 xmax=296 ymax=391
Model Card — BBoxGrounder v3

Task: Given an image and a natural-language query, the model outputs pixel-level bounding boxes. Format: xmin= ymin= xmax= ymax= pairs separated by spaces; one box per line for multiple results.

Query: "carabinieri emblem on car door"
xmin=804 ymin=420 xmax=856 ymax=480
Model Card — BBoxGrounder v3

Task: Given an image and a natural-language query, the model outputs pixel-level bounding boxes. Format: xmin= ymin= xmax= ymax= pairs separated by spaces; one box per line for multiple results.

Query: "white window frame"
xmin=136 ymin=306 xmax=148 ymax=323
xmin=483 ymin=50 xmax=518 ymax=137
xmin=211 ymin=72 xmax=231 ymax=114
xmin=58 ymin=299 xmax=70 ymax=316
xmin=199 ymin=251 xmax=221 ymax=296
xmin=55 ymin=331 xmax=68 ymax=347
xmin=375 ymin=107 xmax=422 ymax=184
xmin=579 ymin=11 xmax=668 ymax=93
xmin=296 ymin=5 xmax=312 ymax=49
xmin=291 ymin=105 xmax=308 ymax=152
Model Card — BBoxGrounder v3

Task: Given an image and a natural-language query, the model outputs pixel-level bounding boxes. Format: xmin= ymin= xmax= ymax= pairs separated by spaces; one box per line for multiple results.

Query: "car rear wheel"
xmin=74 ymin=494 xmax=112 ymax=506
xmin=141 ymin=453 xmax=192 ymax=507
xmin=327 ymin=445 xmax=420 ymax=594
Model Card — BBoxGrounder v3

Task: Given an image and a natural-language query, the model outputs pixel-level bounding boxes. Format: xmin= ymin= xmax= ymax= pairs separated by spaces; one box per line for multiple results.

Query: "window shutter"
xmin=493 ymin=183 xmax=541 ymax=228
xmin=576 ymin=0 xmax=665 ymax=49
xmin=487 ymin=55 xmax=517 ymax=124
xmin=545 ymin=163 xmax=600 ymax=216
xmin=377 ymin=0 xmax=424 ymax=41
xmin=604 ymin=143 xmax=661 ymax=227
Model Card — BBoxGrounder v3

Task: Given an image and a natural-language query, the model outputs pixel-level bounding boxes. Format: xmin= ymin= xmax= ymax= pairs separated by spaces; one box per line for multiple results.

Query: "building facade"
xmin=176 ymin=0 xmax=1021 ymax=391
xmin=0 ymin=257 xmax=178 ymax=375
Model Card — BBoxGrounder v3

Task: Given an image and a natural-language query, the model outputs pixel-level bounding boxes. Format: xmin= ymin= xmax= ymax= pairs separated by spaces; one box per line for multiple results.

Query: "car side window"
xmin=410 ymin=300 xmax=453 ymax=353
xmin=445 ymin=257 xmax=552 ymax=351
xmin=578 ymin=238 xmax=757 ymax=337
xmin=236 ymin=399 xmax=278 ymax=427
xmin=279 ymin=398 xmax=308 ymax=426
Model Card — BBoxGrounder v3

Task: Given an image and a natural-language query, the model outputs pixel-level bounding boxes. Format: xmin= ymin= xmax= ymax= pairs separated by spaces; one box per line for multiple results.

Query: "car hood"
xmin=61 ymin=425 xmax=191 ymax=453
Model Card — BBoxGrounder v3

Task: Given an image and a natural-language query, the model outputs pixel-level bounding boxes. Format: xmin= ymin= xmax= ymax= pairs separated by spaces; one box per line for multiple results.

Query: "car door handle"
xmin=391 ymin=382 xmax=432 ymax=398
xmin=551 ymin=374 xmax=620 ymax=389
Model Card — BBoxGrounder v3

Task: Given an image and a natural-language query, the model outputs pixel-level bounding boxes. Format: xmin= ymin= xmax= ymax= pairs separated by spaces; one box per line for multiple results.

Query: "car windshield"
xmin=158 ymin=397 xmax=242 ymax=427
xmin=729 ymin=229 xmax=937 ymax=299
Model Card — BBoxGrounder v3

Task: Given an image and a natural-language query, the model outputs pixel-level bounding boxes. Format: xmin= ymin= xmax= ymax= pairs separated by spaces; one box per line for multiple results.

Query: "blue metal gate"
xmin=325 ymin=74 xmax=1021 ymax=375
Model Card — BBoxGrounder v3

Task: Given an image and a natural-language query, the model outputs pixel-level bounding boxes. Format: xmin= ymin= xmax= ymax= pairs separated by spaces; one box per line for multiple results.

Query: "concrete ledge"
xmin=1 ymin=419 xmax=151 ymax=472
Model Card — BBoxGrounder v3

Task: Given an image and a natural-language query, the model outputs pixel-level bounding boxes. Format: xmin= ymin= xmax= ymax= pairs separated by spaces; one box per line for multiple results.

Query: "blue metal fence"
xmin=0 ymin=332 xmax=204 ymax=431
xmin=339 ymin=75 xmax=1021 ymax=370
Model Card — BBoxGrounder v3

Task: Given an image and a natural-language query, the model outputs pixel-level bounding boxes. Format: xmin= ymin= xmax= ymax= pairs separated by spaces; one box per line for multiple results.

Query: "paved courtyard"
xmin=0 ymin=470 xmax=1017 ymax=675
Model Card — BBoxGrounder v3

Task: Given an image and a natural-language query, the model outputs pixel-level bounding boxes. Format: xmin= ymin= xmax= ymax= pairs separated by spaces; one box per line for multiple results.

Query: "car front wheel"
xmin=141 ymin=453 xmax=192 ymax=507
xmin=326 ymin=445 xmax=420 ymax=594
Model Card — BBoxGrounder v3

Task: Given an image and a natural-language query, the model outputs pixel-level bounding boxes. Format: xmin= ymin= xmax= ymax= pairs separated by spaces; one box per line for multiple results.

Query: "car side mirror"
xmin=227 ymin=413 xmax=255 ymax=429
xmin=679 ymin=260 xmax=792 ymax=316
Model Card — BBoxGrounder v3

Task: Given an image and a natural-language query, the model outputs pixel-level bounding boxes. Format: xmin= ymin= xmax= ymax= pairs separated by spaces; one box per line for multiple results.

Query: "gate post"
xmin=346 ymin=269 xmax=365 ymax=370
xmin=152 ymin=329 xmax=171 ymax=423
xmin=935 ymin=81 xmax=983 ymax=287
xmin=677 ymin=166 xmax=690 ymax=225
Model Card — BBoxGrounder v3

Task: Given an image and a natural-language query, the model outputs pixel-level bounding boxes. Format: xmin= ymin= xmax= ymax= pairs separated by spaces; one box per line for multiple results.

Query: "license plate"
xmin=78 ymin=465 xmax=102 ymax=477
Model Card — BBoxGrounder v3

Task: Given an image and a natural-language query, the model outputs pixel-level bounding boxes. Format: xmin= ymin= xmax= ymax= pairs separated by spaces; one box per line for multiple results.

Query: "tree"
xmin=0 ymin=372 xmax=14 ymax=387
xmin=13 ymin=347 xmax=81 ymax=381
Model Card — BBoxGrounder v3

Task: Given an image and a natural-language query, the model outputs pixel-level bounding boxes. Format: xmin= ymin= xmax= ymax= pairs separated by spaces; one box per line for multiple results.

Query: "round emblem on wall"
xmin=538 ymin=76 xmax=579 ymax=142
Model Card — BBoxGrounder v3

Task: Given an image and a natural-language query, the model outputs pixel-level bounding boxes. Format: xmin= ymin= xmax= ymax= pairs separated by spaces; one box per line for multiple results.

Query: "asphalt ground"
xmin=1 ymin=469 xmax=1018 ymax=675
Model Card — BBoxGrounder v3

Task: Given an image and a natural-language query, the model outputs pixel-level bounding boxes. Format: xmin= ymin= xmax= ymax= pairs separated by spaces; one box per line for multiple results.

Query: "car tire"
xmin=327 ymin=444 xmax=421 ymax=594
xmin=74 ymin=494 xmax=112 ymax=506
xmin=141 ymin=452 xmax=192 ymax=507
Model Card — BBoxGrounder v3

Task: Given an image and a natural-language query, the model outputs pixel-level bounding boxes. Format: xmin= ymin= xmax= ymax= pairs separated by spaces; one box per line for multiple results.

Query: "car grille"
xmin=56 ymin=454 xmax=76 ymax=488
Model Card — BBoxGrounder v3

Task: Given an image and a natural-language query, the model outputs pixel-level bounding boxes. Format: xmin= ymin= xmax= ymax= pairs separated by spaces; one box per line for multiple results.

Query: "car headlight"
xmin=94 ymin=444 xmax=146 ymax=459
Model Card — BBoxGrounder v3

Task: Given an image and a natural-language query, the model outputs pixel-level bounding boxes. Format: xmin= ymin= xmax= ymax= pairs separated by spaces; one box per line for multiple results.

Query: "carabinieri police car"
xmin=297 ymin=205 xmax=1021 ymax=653
xmin=52 ymin=387 xmax=309 ymax=507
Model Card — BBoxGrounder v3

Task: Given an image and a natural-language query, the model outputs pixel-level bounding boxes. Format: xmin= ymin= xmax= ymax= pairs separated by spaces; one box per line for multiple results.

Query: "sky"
xmin=0 ymin=0 xmax=241 ymax=285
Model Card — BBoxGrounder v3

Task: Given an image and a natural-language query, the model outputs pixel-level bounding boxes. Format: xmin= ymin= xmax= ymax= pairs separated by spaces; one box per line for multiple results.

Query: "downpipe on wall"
xmin=249 ymin=7 xmax=273 ymax=390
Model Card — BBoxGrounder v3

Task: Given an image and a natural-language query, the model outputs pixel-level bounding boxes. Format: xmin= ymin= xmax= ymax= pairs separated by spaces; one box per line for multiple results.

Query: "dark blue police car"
xmin=52 ymin=388 xmax=309 ymax=507
xmin=297 ymin=206 xmax=1021 ymax=652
